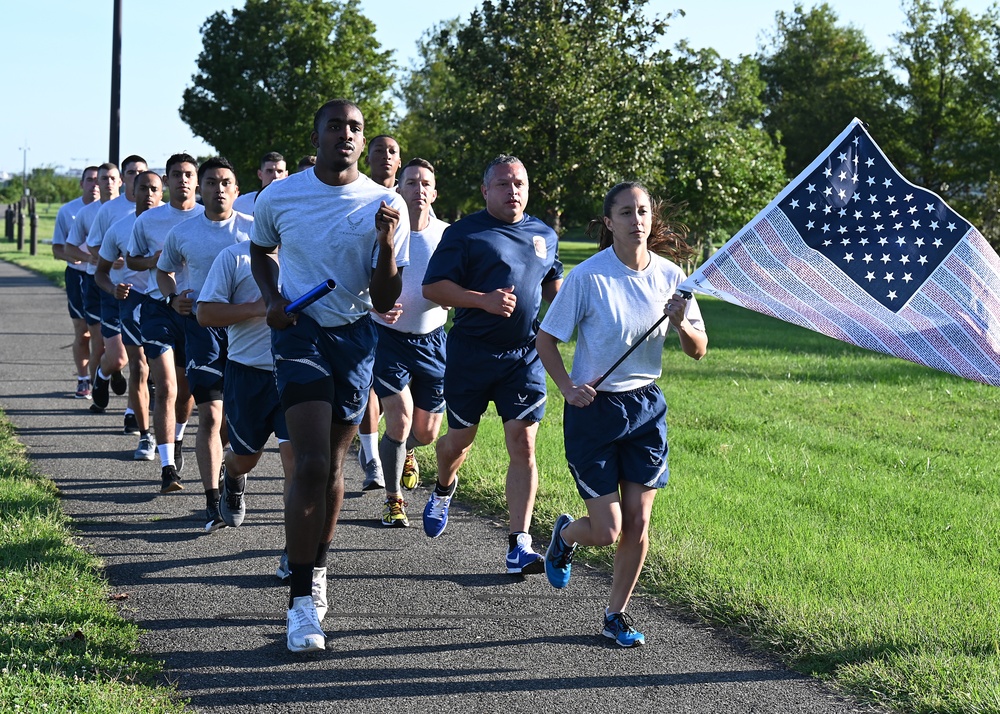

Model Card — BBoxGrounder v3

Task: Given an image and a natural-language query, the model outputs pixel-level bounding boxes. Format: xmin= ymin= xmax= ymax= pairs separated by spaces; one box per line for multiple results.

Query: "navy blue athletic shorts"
xmin=82 ymin=273 xmax=102 ymax=326
xmin=563 ymin=382 xmax=669 ymax=499
xmin=224 ymin=359 xmax=287 ymax=455
xmin=443 ymin=334 xmax=546 ymax=429
xmin=184 ymin=315 xmax=227 ymax=403
xmin=99 ymin=290 xmax=121 ymax=338
xmin=140 ymin=299 xmax=186 ymax=362
xmin=119 ymin=291 xmax=146 ymax=348
xmin=65 ymin=268 xmax=87 ymax=321
xmin=271 ymin=312 xmax=375 ymax=425
xmin=372 ymin=324 xmax=446 ymax=414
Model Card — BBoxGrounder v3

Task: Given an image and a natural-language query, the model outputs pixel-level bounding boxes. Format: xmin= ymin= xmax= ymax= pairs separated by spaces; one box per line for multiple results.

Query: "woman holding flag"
xmin=535 ymin=181 xmax=707 ymax=647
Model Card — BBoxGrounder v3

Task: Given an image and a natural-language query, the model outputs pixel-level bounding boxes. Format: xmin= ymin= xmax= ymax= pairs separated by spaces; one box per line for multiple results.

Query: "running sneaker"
xmin=545 ymin=514 xmax=577 ymax=589
xmin=134 ymin=434 xmax=156 ymax=461
xmin=381 ymin=498 xmax=409 ymax=528
xmin=286 ymin=596 xmax=325 ymax=653
xmin=159 ymin=465 xmax=182 ymax=494
xmin=91 ymin=374 xmax=110 ymax=411
xmin=275 ymin=550 xmax=291 ymax=580
xmin=174 ymin=439 xmax=184 ymax=473
xmin=506 ymin=533 xmax=545 ymax=575
xmin=422 ymin=491 xmax=452 ymax=538
xmin=401 ymin=449 xmax=419 ymax=490
xmin=75 ymin=378 xmax=91 ymax=400
xmin=122 ymin=413 xmax=140 ymax=435
xmin=361 ymin=458 xmax=384 ymax=491
xmin=110 ymin=370 xmax=127 ymax=395
xmin=312 ymin=567 xmax=328 ymax=621
xmin=602 ymin=611 xmax=646 ymax=648
xmin=219 ymin=466 xmax=246 ymax=527
xmin=205 ymin=499 xmax=227 ymax=533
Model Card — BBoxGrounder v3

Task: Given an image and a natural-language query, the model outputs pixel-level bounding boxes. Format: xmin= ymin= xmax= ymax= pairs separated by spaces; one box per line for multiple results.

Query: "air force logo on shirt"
xmin=532 ymin=235 xmax=547 ymax=259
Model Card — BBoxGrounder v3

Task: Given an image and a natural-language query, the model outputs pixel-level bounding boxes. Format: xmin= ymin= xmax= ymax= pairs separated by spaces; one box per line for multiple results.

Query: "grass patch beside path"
xmin=0 ymin=414 xmax=185 ymax=713
xmin=437 ymin=244 xmax=1000 ymax=714
xmin=0 ymin=202 xmax=65 ymax=287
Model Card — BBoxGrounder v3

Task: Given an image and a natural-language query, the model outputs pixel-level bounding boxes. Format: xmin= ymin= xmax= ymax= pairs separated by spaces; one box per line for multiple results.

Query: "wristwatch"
xmin=164 ymin=292 xmax=178 ymax=306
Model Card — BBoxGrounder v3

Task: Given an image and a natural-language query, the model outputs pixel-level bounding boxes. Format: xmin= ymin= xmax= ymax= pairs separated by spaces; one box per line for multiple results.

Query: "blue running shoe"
xmin=506 ymin=533 xmax=544 ymax=574
xmin=603 ymin=610 xmax=645 ymax=648
xmin=545 ymin=514 xmax=576 ymax=588
xmin=423 ymin=491 xmax=452 ymax=538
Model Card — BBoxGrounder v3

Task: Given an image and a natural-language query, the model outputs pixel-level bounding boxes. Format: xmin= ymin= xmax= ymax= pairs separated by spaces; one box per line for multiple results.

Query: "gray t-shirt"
xmin=67 ymin=199 xmax=105 ymax=275
xmin=372 ymin=216 xmax=449 ymax=335
xmin=540 ymin=247 xmax=705 ymax=392
xmin=251 ymin=170 xmax=410 ymax=327
xmin=127 ymin=203 xmax=205 ymax=301
xmin=98 ymin=212 xmax=145 ymax=290
xmin=157 ymin=211 xmax=253 ymax=309
xmin=86 ymin=196 xmax=135 ymax=258
xmin=53 ymin=197 xmax=88 ymax=273
xmin=199 ymin=241 xmax=272 ymax=370
xmin=232 ymin=191 xmax=258 ymax=215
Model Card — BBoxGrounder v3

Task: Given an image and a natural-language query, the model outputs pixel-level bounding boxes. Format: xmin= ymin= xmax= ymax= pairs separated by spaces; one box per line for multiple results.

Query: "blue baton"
xmin=284 ymin=279 xmax=337 ymax=314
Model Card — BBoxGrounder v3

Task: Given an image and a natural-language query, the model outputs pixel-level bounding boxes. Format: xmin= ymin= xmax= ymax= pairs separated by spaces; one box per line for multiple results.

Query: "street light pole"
xmin=19 ymin=142 xmax=29 ymax=198
xmin=109 ymin=0 xmax=122 ymax=165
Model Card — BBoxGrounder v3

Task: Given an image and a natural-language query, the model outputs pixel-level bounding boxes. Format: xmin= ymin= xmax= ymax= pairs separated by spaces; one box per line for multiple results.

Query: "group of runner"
xmin=50 ymin=98 xmax=707 ymax=653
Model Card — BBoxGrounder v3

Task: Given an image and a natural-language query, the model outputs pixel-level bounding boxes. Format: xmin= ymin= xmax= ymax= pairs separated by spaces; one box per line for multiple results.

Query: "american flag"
xmin=680 ymin=118 xmax=1000 ymax=386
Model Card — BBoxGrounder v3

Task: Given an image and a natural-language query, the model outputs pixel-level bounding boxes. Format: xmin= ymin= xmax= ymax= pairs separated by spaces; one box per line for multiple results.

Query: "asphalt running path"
xmin=0 ymin=259 xmax=881 ymax=713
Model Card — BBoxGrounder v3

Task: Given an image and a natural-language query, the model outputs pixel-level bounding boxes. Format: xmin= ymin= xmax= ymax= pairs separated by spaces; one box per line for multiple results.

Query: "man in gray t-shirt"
xmin=250 ymin=99 xmax=407 ymax=653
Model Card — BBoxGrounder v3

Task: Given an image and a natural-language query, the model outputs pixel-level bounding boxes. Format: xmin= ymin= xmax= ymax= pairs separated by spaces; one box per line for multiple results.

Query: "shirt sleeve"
xmin=422 ymin=224 xmax=465 ymax=286
xmin=539 ymin=269 xmax=585 ymax=343
xmin=250 ymin=191 xmax=280 ymax=249
xmin=156 ymin=230 xmax=184 ymax=273
xmin=198 ymin=250 xmax=236 ymax=304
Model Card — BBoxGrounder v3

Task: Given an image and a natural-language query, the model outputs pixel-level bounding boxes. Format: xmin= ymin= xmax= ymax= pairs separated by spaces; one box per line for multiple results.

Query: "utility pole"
xmin=19 ymin=142 xmax=29 ymax=198
xmin=109 ymin=0 xmax=122 ymax=165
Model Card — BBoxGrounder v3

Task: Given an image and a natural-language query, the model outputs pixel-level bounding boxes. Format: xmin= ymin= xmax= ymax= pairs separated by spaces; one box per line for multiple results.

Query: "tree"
xmin=757 ymin=3 xmax=897 ymax=177
xmin=890 ymin=0 xmax=1000 ymax=230
xmin=180 ymin=0 xmax=396 ymax=190
xmin=397 ymin=0 xmax=679 ymax=231
xmin=658 ymin=49 xmax=787 ymax=253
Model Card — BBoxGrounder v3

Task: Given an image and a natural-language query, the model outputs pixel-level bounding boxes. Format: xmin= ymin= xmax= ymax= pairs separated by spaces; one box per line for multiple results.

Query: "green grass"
xmin=0 ymin=415 xmax=185 ymax=713
xmin=0 ymin=202 xmax=65 ymax=287
xmin=424 ymin=239 xmax=1000 ymax=714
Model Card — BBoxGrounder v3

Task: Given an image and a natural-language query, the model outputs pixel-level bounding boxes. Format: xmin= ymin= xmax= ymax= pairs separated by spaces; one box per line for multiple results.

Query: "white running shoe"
xmin=286 ymin=596 xmax=325 ymax=653
xmin=312 ymin=567 xmax=328 ymax=621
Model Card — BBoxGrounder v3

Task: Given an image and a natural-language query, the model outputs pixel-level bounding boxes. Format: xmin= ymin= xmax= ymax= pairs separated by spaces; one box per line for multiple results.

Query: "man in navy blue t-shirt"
xmin=421 ymin=155 xmax=562 ymax=575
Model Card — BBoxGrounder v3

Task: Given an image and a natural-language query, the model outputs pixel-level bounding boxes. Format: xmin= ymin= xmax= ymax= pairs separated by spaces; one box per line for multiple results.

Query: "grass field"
xmin=3 ymin=221 xmax=1000 ymax=712
xmin=0 ymin=416 xmax=185 ymax=712
xmin=0 ymin=202 xmax=64 ymax=286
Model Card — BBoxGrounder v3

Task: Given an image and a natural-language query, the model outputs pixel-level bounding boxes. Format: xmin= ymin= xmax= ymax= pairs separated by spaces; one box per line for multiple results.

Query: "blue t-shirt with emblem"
xmin=423 ymin=209 xmax=562 ymax=350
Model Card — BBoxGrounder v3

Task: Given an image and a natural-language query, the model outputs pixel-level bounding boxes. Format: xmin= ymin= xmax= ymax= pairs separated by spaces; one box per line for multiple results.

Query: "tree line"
xmin=172 ymin=0 xmax=1000 ymax=250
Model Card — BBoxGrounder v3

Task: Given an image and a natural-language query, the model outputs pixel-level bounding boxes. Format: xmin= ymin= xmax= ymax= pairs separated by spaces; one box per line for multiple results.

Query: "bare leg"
xmin=502 ymin=419 xmax=539 ymax=533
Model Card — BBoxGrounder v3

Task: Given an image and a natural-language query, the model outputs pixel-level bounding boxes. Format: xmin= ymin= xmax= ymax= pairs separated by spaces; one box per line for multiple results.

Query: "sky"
xmin=1 ymin=1 xmax=994 ymax=176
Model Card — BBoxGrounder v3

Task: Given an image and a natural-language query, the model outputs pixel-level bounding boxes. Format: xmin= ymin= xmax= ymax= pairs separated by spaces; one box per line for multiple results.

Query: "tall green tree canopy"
xmin=891 ymin=0 xmax=1000 ymax=223
xmin=180 ymin=0 xmax=395 ymax=190
xmin=658 ymin=48 xmax=787 ymax=250
xmin=397 ymin=0 xmax=677 ymax=231
xmin=757 ymin=2 xmax=897 ymax=177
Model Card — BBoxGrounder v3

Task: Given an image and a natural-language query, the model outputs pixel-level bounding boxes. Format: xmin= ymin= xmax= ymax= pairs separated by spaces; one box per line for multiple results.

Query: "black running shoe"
xmin=205 ymin=499 xmax=227 ymax=533
xmin=219 ymin=466 xmax=246 ymax=527
xmin=110 ymin=370 xmax=127 ymax=395
xmin=122 ymin=413 xmax=140 ymax=435
xmin=174 ymin=439 xmax=184 ymax=473
xmin=91 ymin=375 xmax=110 ymax=410
xmin=160 ymin=465 xmax=182 ymax=494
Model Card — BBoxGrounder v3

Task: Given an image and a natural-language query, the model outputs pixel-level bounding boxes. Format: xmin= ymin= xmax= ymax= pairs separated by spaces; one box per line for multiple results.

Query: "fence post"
xmin=16 ymin=200 xmax=24 ymax=251
xmin=4 ymin=204 xmax=13 ymax=242
xmin=29 ymin=199 xmax=38 ymax=256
